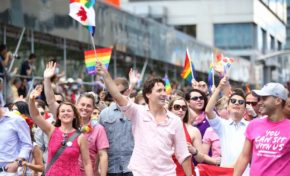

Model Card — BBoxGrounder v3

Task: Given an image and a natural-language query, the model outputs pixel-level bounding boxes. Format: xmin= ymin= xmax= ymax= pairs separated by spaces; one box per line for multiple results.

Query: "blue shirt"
xmin=99 ymin=103 xmax=134 ymax=173
xmin=0 ymin=111 xmax=32 ymax=167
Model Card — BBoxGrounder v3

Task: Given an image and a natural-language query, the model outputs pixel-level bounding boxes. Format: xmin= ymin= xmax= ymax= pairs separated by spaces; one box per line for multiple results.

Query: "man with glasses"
xmin=245 ymin=92 xmax=260 ymax=120
xmin=205 ymin=76 xmax=249 ymax=175
xmin=234 ymin=83 xmax=290 ymax=176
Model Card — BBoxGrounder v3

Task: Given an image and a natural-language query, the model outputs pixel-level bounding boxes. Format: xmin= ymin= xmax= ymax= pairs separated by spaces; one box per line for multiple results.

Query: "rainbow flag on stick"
xmin=84 ymin=50 xmax=97 ymax=74
xmin=181 ymin=49 xmax=196 ymax=83
xmin=163 ymin=75 xmax=172 ymax=94
xmin=84 ymin=48 xmax=112 ymax=74
xmin=96 ymin=48 xmax=112 ymax=69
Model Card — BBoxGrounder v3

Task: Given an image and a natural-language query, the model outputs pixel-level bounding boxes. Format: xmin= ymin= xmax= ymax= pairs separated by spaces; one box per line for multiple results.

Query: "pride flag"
xmin=96 ymin=48 xmax=112 ymax=69
xmin=163 ymin=75 xmax=172 ymax=94
xmin=181 ymin=49 xmax=196 ymax=83
xmin=69 ymin=0 xmax=96 ymax=36
xmin=84 ymin=50 xmax=97 ymax=74
xmin=84 ymin=48 xmax=112 ymax=74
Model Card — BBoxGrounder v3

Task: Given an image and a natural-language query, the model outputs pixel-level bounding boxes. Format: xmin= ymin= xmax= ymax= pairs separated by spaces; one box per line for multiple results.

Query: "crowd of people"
xmin=0 ymin=52 xmax=290 ymax=176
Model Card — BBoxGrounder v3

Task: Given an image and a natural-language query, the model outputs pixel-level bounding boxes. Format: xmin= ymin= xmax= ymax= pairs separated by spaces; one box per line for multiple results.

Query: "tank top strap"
xmin=183 ymin=123 xmax=193 ymax=144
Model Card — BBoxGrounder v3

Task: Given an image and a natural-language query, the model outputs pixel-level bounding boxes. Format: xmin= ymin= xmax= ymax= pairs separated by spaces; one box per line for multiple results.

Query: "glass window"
xmin=214 ymin=23 xmax=256 ymax=50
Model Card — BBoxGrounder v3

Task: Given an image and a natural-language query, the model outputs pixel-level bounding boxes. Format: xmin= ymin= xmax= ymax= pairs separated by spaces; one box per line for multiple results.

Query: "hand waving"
xmin=44 ymin=61 xmax=56 ymax=79
xmin=29 ymin=85 xmax=43 ymax=100
xmin=129 ymin=68 xmax=140 ymax=86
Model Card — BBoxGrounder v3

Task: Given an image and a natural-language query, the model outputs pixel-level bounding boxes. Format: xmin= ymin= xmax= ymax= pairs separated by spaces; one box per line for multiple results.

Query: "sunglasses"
xmin=173 ymin=104 xmax=188 ymax=111
xmin=61 ymin=133 xmax=68 ymax=146
xmin=190 ymin=96 xmax=203 ymax=101
xmin=246 ymin=101 xmax=258 ymax=106
xmin=230 ymin=98 xmax=245 ymax=105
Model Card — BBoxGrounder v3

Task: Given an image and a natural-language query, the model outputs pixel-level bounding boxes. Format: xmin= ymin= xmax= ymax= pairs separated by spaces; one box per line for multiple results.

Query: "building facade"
xmin=123 ymin=0 xmax=288 ymax=84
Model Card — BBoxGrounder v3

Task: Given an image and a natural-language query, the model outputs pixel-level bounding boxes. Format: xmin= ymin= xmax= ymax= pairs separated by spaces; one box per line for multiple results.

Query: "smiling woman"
xmin=28 ymin=85 xmax=93 ymax=176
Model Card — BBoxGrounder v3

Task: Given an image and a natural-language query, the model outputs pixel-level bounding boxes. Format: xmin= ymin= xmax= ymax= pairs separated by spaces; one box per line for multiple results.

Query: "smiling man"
xmin=234 ymin=83 xmax=290 ymax=176
xmin=205 ymin=76 xmax=249 ymax=175
xmin=95 ymin=62 xmax=192 ymax=176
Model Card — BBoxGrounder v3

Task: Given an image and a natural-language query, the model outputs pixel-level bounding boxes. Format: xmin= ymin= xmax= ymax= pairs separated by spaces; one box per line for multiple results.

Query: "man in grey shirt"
xmin=99 ymin=77 xmax=134 ymax=176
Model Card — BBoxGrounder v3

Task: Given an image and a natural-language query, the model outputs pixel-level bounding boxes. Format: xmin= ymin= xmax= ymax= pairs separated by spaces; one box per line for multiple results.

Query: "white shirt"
xmin=207 ymin=114 xmax=250 ymax=175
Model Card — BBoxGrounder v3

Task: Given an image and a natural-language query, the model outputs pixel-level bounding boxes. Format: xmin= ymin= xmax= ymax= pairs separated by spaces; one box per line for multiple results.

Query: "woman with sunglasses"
xmin=185 ymin=89 xmax=209 ymax=137
xmin=28 ymin=86 xmax=93 ymax=176
xmin=168 ymin=96 xmax=206 ymax=176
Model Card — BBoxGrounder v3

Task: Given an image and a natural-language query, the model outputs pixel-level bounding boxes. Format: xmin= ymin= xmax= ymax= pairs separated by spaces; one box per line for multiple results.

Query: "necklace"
xmin=81 ymin=116 xmax=98 ymax=133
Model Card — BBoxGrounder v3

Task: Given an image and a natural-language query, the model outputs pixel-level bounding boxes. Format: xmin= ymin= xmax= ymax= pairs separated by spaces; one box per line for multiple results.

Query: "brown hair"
xmin=168 ymin=96 xmax=189 ymax=123
xmin=142 ymin=77 xmax=165 ymax=104
xmin=55 ymin=102 xmax=81 ymax=129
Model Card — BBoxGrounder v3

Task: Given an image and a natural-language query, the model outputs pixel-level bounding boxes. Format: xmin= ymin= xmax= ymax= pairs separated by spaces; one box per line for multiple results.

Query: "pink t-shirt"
xmin=202 ymin=127 xmax=221 ymax=158
xmin=79 ymin=124 xmax=109 ymax=175
xmin=245 ymin=118 xmax=290 ymax=176
xmin=120 ymin=101 xmax=191 ymax=176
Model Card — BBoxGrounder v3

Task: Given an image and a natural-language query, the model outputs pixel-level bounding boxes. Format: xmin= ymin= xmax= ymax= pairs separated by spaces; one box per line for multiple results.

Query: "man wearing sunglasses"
xmin=234 ymin=83 xmax=290 ymax=176
xmin=245 ymin=92 xmax=260 ymax=120
xmin=95 ymin=62 xmax=192 ymax=176
xmin=205 ymin=76 xmax=249 ymax=175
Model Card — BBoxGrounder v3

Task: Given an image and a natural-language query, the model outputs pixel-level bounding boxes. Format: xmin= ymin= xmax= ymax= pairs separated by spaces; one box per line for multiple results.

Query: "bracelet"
xmin=192 ymin=149 xmax=198 ymax=156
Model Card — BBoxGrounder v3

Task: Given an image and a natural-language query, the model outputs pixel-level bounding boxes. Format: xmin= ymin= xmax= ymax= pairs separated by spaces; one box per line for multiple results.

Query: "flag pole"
xmin=186 ymin=48 xmax=195 ymax=81
xmin=90 ymin=35 xmax=98 ymax=60
xmin=211 ymin=53 xmax=215 ymax=87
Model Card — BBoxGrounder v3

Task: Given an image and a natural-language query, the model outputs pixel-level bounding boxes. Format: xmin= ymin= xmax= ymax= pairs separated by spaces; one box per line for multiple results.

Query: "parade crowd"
xmin=0 ymin=45 xmax=290 ymax=176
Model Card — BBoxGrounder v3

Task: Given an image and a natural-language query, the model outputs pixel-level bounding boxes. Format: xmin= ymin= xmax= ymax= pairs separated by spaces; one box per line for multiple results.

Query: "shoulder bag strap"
xmin=45 ymin=131 xmax=81 ymax=174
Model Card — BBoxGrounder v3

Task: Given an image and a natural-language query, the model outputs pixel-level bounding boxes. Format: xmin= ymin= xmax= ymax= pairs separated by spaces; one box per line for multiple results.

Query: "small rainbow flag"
xmin=163 ymin=75 xmax=172 ymax=94
xmin=181 ymin=49 xmax=196 ymax=83
xmin=84 ymin=48 xmax=112 ymax=74
xmin=84 ymin=50 xmax=97 ymax=74
xmin=96 ymin=48 xmax=112 ymax=69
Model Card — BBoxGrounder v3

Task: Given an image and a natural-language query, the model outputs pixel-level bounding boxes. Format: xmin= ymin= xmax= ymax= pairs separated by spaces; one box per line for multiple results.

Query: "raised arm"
xmin=205 ymin=76 xmax=229 ymax=119
xmin=43 ymin=61 xmax=60 ymax=117
xmin=96 ymin=61 xmax=128 ymax=106
xmin=28 ymin=85 xmax=54 ymax=137
xmin=125 ymin=68 xmax=140 ymax=96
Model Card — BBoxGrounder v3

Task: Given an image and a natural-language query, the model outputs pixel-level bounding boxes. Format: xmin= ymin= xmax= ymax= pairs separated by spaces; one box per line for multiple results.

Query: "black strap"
xmin=45 ymin=131 xmax=80 ymax=174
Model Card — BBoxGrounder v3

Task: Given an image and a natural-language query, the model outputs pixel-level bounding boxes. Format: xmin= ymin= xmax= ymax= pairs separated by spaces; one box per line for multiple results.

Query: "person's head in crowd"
xmin=0 ymin=44 xmax=7 ymax=56
xmin=114 ymin=77 xmax=129 ymax=95
xmin=142 ymin=77 xmax=166 ymax=107
xmin=76 ymin=92 xmax=96 ymax=124
xmin=92 ymin=106 xmax=100 ymax=119
xmin=253 ymin=83 xmax=288 ymax=117
xmin=185 ymin=89 xmax=208 ymax=114
xmin=28 ymin=53 xmax=36 ymax=64
xmin=12 ymin=78 xmax=22 ymax=89
xmin=283 ymin=94 xmax=290 ymax=119
xmin=227 ymin=89 xmax=246 ymax=120
xmin=13 ymin=101 xmax=30 ymax=117
xmin=4 ymin=102 xmax=14 ymax=111
xmin=215 ymin=96 xmax=229 ymax=119
xmin=198 ymin=81 xmax=209 ymax=95
xmin=54 ymin=92 xmax=64 ymax=104
xmin=35 ymin=99 xmax=46 ymax=116
xmin=134 ymin=93 xmax=146 ymax=105
xmin=55 ymin=102 xmax=81 ymax=129
xmin=171 ymin=89 xmax=185 ymax=99
xmin=245 ymin=92 xmax=260 ymax=114
xmin=98 ymin=89 xmax=106 ymax=102
xmin=168 ymin=96 xmax=189 ymax=123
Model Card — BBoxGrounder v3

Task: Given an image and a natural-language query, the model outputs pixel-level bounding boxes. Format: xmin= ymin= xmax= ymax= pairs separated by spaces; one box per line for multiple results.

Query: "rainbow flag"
xmin=69 ymin=0 xmax=96 ymax=36
xmin=96 ymin=48 xmax=112 ymax=69
xmin=84 ymin=50 xmax=97 ymax=74
xmin=181 ymin=49 xmax=196 ymax=83
xmin=163 ymin=75 xmax=172 ymax=94
xmin=84 ymin=48 xmax=112 ymax=74
xmin=208 ymin=63 xmax=214 ymax=92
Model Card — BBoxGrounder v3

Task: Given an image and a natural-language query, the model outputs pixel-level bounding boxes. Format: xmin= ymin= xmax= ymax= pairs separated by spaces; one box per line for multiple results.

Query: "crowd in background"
xmin=0 ymin=45 xmax=290 ymax=176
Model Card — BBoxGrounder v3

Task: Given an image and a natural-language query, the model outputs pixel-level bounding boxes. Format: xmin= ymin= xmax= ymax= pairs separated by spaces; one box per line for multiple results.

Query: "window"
xmin=175 ymin=25 xmax=196 ymax=38
xmin=214 ymin=23 xmax=256 ymax=50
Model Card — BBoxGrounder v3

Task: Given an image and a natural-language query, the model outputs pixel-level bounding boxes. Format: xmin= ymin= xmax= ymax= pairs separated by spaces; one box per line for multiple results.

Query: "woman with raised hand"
xmin=28 ymin=85 xmax=93 ymax=176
